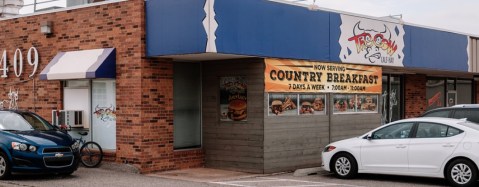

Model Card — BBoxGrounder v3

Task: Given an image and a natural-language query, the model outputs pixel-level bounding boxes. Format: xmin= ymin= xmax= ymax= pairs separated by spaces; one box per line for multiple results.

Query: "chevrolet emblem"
xmin=55 ymin=153 xmax=64 ymax=158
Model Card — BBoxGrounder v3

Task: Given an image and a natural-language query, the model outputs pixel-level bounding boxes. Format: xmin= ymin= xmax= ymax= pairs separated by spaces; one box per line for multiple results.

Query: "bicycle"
xmin=75 ymin=131 xmax=104 ymax=168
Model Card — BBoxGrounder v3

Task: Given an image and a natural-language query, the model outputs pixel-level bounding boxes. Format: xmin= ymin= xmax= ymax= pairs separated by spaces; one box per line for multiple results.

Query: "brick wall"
xmin=404 ymin=74 xmax=427 ymax=118
xmin=0 ymin=1 xmax=203 ymax=173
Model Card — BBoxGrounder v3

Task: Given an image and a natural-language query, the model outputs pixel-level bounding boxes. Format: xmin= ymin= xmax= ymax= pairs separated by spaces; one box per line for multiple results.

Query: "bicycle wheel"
xmin=80 ymin=142 xmax=103 ymax=168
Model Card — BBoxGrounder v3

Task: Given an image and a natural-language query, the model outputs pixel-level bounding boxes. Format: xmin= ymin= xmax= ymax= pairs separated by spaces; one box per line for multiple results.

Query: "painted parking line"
xmin=211 ymin=177 xmax=365 ymax=187
xmin=261 ymin=177 xmax=365 ymax=187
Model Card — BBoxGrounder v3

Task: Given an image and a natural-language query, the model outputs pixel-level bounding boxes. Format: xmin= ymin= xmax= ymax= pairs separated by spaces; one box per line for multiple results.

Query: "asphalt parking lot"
xmin=0 ymin=165 xmax=452 ymax=187
xmin=213 ymin=172 xmax=449 ymax=187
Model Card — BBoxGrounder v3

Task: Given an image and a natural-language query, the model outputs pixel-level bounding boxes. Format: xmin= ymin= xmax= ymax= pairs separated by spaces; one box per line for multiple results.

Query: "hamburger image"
xmin=270 ymin=100 xmax=283 ymax=115
xmin=228 ymin=99 xmax=247 ymax=121
xmin=313 ymin=97 xmax=324 ymax=111
xmin=300 ymin=101 xmax=314 ymax=114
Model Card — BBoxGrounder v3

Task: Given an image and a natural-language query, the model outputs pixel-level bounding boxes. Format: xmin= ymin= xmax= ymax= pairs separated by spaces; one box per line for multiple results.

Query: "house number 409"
xmin=0 ymin=47 xmax=39 ymax=78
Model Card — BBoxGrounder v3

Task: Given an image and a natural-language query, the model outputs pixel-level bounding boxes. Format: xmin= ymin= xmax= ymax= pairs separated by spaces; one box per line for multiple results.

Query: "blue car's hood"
xmin=3 ymin=130 xmax=74 ymax=147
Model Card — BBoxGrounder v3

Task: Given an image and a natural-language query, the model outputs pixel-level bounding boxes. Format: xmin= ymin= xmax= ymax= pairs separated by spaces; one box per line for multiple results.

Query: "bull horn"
xmin=353 ymin=21 xmax=364 ymax=36
xmin=381 ymin=24 xmax=392 ymax=40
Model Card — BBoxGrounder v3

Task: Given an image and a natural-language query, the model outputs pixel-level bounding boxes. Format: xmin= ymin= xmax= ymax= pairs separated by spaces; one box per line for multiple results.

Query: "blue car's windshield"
xmin=0 ymin=111 xmax=54 ymax=131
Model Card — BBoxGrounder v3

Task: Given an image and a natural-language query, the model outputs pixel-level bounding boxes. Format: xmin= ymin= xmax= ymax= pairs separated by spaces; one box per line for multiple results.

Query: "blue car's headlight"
xmin=12 ymin=142 xmax=36 ymax=152
xmin=71 ymin=141 xmax=80 ymax=150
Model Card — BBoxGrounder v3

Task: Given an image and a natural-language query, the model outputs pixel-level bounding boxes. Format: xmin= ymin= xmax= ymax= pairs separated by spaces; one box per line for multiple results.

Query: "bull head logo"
xmin=349 ymin=21 xmax=397 ymax=63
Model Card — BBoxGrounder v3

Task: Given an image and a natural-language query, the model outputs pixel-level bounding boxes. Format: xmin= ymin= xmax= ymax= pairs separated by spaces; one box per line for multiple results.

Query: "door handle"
xmin=396 ymin=145 xmax=407 ymax=148
xmin=442 ymin=144 xmax=455 ymax=148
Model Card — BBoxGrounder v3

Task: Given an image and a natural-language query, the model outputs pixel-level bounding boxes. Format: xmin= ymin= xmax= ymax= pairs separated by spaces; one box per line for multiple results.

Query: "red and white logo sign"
xmin=339 ymin=15 xmax=405 ymax=67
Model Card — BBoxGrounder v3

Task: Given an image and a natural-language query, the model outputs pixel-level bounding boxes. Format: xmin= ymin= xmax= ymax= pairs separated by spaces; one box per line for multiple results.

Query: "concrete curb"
xmin=96 ymin=162 xmax=140 ymax=174
xmin=293 ymin=167 xmax=322 ymax=177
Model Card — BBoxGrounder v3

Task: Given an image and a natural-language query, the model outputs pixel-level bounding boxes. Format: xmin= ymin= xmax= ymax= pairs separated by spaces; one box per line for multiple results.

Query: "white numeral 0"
xmin=28 ymin=47 xmax=39 ymax=77
xmin=13 ymin=49 xmax=23 ymax=77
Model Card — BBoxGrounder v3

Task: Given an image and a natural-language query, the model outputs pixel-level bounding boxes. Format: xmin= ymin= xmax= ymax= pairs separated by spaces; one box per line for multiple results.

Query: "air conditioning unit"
xmin=52 ymin=110 xmax=84 ymax=128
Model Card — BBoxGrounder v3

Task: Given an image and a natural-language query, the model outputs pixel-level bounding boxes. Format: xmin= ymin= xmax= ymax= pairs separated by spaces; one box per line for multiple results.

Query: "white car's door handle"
xmin=442 ymin=144 xmax=455 ymax=148
xmin=396 ymin=145 xmax=407 ymax=148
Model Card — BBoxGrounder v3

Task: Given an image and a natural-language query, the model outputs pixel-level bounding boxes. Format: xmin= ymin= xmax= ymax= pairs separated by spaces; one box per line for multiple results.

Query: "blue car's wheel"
xmin=0 ymin=152 xmax=11 ymax=180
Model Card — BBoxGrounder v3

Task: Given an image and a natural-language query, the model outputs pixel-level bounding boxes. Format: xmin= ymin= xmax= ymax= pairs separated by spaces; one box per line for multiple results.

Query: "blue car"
xmin=0 ymin=110 xmax=80 ymax=179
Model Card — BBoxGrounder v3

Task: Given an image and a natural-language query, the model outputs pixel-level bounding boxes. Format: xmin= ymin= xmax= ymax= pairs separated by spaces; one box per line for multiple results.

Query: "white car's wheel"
xmin=446 ymin=159 xmax=478 ymax=187
xmin=331 ymin=153 xmax=357 ymax=179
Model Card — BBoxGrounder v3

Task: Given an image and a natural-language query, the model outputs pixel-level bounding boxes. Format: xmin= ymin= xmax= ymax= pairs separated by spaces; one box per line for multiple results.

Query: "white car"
xmin=322 ymin=117 xmax=479 ymax=187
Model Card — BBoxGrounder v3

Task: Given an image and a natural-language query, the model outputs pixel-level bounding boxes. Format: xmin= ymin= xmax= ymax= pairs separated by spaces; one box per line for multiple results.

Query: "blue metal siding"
xmin=214 ymin=0 xmax=331 ymax=61
xmin=329 ymin=13 xmax=342 ymax=63
xmin=146 ymin=0 xmax=207 ymax=56
xmin=145 ymin=0 xmax=471 ymax=72
xmin=403 ymin=25 xmax=469 ymax=71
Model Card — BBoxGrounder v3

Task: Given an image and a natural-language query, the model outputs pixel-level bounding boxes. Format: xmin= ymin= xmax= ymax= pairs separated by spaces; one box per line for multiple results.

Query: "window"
xmin=372 ymin=123 xmax=414 ymax=139
xmin=446 ymin=127 xmax=462 ymax=137
xmin=20 ymin=112 xmax=53 ymax=131
xmin=426 ymin=79 xmax=445 ymax=111
xmin=426 ymin=78 xmax=473 ymax=111
xmin=416 ymin=123 xmax=446 ymax=138
xmin=415 ymin=123 xmax=451 ymax=138
xmin=92 ymin=80 xmax=116 ymax=150
xmin=453 ymin=109 xmax=479 ymax=123
xmin=422 ymin=110 xmax=451 ymax=118
xmin=267 ymin=94 xmax=327 ymax=116
xmin=457 ymin=80 xmax=472 ymax=104
xmin=333 ymin=94 xmax=378 ymax=114
xmin=174 ymin=63 xmax=201 ymax=149
xmin=268 ymin=94 xmax=298 ymax=116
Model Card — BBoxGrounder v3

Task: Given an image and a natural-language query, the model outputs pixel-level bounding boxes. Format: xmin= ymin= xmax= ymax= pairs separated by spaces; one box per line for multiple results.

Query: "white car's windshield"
xmin=0 ymin=112 xmax=54 ymax=131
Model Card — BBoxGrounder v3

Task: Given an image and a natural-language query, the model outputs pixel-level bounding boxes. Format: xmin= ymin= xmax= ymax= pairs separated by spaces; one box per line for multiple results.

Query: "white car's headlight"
xmin=323 ymin=145 xmax=336 ymax=152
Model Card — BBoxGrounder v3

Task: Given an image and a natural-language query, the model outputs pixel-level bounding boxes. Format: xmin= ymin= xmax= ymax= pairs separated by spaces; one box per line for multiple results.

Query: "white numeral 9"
xmin=28 ymin=47 xmax=39 ymax=77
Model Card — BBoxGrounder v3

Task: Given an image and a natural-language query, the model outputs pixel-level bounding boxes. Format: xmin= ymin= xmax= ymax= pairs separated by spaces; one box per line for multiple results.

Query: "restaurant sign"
xmin=265 ymin=59 xmax=382 ymax=94
xmin=339 ymin=14 xmax=405 ymax=67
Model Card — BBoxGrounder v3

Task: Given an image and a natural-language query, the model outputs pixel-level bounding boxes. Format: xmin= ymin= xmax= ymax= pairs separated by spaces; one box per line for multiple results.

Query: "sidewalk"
xmin=102 ymin=161 xmax=320 ymax=183
xmin=148 ymin=167 xmax=264 ymax=183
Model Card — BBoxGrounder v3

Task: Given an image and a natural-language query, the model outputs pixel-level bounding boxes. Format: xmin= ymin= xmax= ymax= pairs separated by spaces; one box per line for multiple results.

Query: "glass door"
xmin=91 ymin=80 xmax=116 ymax=150
xmin=381 ymin=75 xmax=403 ymax=124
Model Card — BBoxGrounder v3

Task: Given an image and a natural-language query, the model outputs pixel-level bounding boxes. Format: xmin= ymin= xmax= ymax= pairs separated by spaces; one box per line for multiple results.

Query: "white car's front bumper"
xmin=321 ymin=151 xmax=334 ymax=172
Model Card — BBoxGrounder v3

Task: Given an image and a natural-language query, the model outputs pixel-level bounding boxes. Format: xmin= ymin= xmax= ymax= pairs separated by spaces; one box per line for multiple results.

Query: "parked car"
xmin=422 ymin=104 xmax=479 ymax=123
xmin=322 ymin=117 xmax=479 ymax=187
xmin=0 ymin=110 xmax=80 ymax=179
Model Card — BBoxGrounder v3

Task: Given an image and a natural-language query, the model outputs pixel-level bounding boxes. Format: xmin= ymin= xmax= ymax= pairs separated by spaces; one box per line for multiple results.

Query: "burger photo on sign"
xmin=227 ymin=99 xmax=247 ymax=121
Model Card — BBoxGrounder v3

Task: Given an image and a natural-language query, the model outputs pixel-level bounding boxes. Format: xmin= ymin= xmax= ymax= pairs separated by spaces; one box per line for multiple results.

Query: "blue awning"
xmin=40 ymin=48 xmax=116 ymax=80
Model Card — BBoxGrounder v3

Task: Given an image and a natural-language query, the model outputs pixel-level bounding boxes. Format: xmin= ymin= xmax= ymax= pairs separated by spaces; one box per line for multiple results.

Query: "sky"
xmin=16 ymin=0 xmax=479 ymax=36
xmin=287 ymin=0 xmax=479 ymax=36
